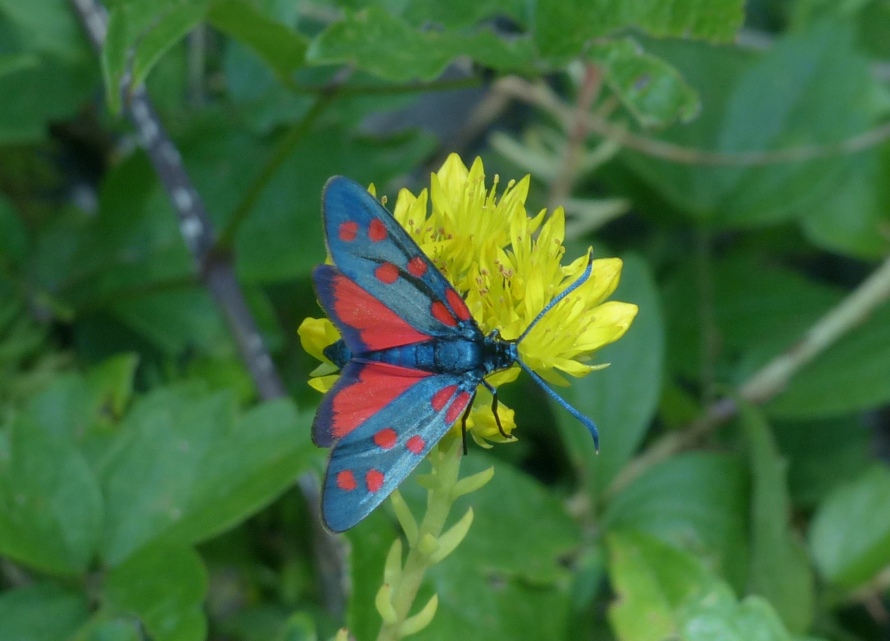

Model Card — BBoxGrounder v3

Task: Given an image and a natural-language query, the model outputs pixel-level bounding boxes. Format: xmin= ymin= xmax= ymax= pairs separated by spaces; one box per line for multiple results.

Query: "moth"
xmin=312 ymin=177 xmax=597 ymax=532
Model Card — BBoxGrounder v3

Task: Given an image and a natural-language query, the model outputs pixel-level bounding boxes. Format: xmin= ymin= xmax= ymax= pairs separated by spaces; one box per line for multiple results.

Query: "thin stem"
xmin=498 ymin=77 xmax=890 ymax=167
xmin=548 ymin=62 xmax=602 ymax=212
xmin=376 ymin=439 xmax=463 ymax=641
xmin=606 ymin=255 xmax=890 ymax=498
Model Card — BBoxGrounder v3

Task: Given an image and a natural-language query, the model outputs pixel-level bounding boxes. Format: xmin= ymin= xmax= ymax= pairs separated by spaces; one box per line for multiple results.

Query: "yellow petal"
xmin=298 ymin=317 xmax=341 ymax=364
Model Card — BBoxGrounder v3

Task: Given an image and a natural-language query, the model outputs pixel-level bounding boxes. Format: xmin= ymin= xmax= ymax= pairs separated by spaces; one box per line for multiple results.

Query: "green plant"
xmin=2 ymin=1 xmax=890 ymax=640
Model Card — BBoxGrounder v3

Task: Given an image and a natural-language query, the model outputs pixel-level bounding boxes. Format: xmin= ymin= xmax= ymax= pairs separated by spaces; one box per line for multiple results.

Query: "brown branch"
xmin=547 ymin=61 xmax=602 ymax=211
xmin=69 ymin=0 xmax=285 ymax=400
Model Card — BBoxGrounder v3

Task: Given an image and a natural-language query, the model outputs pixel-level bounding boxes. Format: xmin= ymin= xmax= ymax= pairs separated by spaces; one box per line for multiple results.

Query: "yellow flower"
xmin=299 ymin=154 xmax=638 ymax=445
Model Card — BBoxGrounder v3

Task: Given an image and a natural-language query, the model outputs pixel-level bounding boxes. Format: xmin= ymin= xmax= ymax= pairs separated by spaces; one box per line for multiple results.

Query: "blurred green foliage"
xmin=2 ymin=0 xmax=890 ymax=640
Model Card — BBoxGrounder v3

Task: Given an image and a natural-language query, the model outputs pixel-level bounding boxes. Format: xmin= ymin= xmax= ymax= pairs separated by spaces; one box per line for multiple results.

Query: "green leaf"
xmin=619 ymin=21 xmax=878 ymax=226
xmin=558 ymin=254 xmax=663 ymax=494
xmin=0 ymin=584 xmax=90 ymax=641
xmin=0 ymin=0 xmax=90 ymax=60
xmin=0 ymin=193 xmax=29 ymax=265
xmin=222 ymin=39 xmax=313 ymax=135
xmin=607 ymin=531 xmax=797 ymax=641
xmin=534 ymin=0 xmax=745 ymax=60
xmin=208 ymin=0 xmax=307 ymax=76
xmin=438 ymin=453 xmax=582 ymax=582
xmin=662 ymin=254 xmax=841 ymax=383
xmin=773 ymin=417 xmax=871 ymax=509
xmin=740 ymin=404 xmax=814 ymax=634
xmin=100 ymin=388 xmax=314 ymax=564
xmin=71 ymin=616 xmax=146 ymax=641
xmin=589 ymin=38 xmax=700 ymax=128
xmin=801 ymin=145 xmax=890 ymax=259
xmin=410 ymin=573 xmax=572 ymax=641
xmin=603 ymin=453 xmax=749 ymax=590
xmin=0 ymin=53 xmax=38 ymax=79
xmin=226 ymin=125 xmax=435 ymax=283
xmin=103 ymin=543 xmax=208 ymax=641
xmin=0 ymin=55 xmax=97 ymax=143
xmin=765 ymin=300 xmax=890 ymax=419
xmin=23 ymin=354 xmax=138 ymax=442
xmin=102 ymin=0 xmax=208 ymax=113
xmin=400 ymin=0 xmax=528 ymax=30
xmin=307 ymin=7 xmax=534 ymax=81
xmin=44 ymin=151 xmax=231 ymax=355
xmin=809 ymin=464 xmax=890 ymax=590
xmin=0 ymin=417 xmax=103 ymax=574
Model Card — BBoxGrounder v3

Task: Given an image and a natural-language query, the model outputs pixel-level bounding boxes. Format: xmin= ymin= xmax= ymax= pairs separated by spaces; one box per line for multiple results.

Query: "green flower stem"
xmin=376 ymin=436 xmax=468 ymax=641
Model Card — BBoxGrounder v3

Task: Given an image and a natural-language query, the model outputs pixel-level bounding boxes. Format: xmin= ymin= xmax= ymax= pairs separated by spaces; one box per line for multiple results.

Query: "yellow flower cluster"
xmin=299 ymin=154 xmax=637 ymax=444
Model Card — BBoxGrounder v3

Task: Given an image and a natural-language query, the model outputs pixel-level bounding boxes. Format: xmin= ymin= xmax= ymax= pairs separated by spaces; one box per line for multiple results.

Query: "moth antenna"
xmin=518 ymin=361 xmax=599 ymax=450
xmin=516 ymin=252 xmax=594 ymax=345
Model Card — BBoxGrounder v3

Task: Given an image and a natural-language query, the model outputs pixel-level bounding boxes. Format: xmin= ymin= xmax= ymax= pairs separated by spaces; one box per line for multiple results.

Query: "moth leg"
xmin=481 ymin=380 xmax=511 ymax=439
xmin=459 ymin=393 xmax=475 ymax=455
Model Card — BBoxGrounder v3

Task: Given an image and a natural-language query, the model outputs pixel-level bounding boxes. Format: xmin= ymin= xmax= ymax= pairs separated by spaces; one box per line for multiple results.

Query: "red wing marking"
xmin=406 ymin=435 xmax=425 ymax=454
xmin=332 ymin=363 xmax=431 ymax=440
xmin=337 ymin=470 xmax=357 ymax=491
xmin=407 ymin=256 xmax=428 ymax=277
xmin=330 ymin=273 xmax=430 ymax=349
xmin=373 ymin=427 xmax=398 ymax=450
xmin=446 ymin=289 xmax=472 ymax=321
xmin=374 ymin=262 xmax=400 ymax=284
xmin=431 ymin=385 xmax=457 ymax=412
xmin=445 ymin=391 xmax=472 ymax=424
xmin=339 ymin=221 xmax=358 ymax=242
xmin=366 ymin=469 xmax=385 ymax=492
xmin=369 ymin=219 xmax=387 ymax=242
xmin=431 ymin=301 xmax=457 ymax=327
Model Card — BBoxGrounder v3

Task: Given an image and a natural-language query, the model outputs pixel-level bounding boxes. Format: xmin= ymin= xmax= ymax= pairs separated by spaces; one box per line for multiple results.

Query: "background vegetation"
xmin=2 ymin=0 xmax=890 ymax=639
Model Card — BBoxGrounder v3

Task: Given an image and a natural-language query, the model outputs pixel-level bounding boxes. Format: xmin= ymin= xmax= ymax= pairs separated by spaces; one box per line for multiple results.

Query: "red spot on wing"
xmin=330 ymin=274 xmax=429 ymax=350
xmin=374 ymin=427 xmax=398 ymax=450
xmin=332 ymin=363 xmax=430 ymax=440
xmin=431 ymin=385 xmax=457 ymax=412
xmin=337 ymin=470 xmax=357 ymax=491
xmin=446 ymin=289 xmax=472 ymax=321
xmin=366 ymin=469 xmax=385 ymax=492
xmin=407 ymin=256 xmax=428 ymax=277
xmin=339 ymin=221 xmax=358 ymax=242
xmin=431 ymin=301 xmax=457 ymax=327
xmin=375 ymin=262 xmax=399 ymax=284
xmin=406 ymin=435 xmax=425 ymax=454
xmin=369 ymin=219 xmax=387 ymax=242
xmin=446 ymin=391 xmax=472 ymax=424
